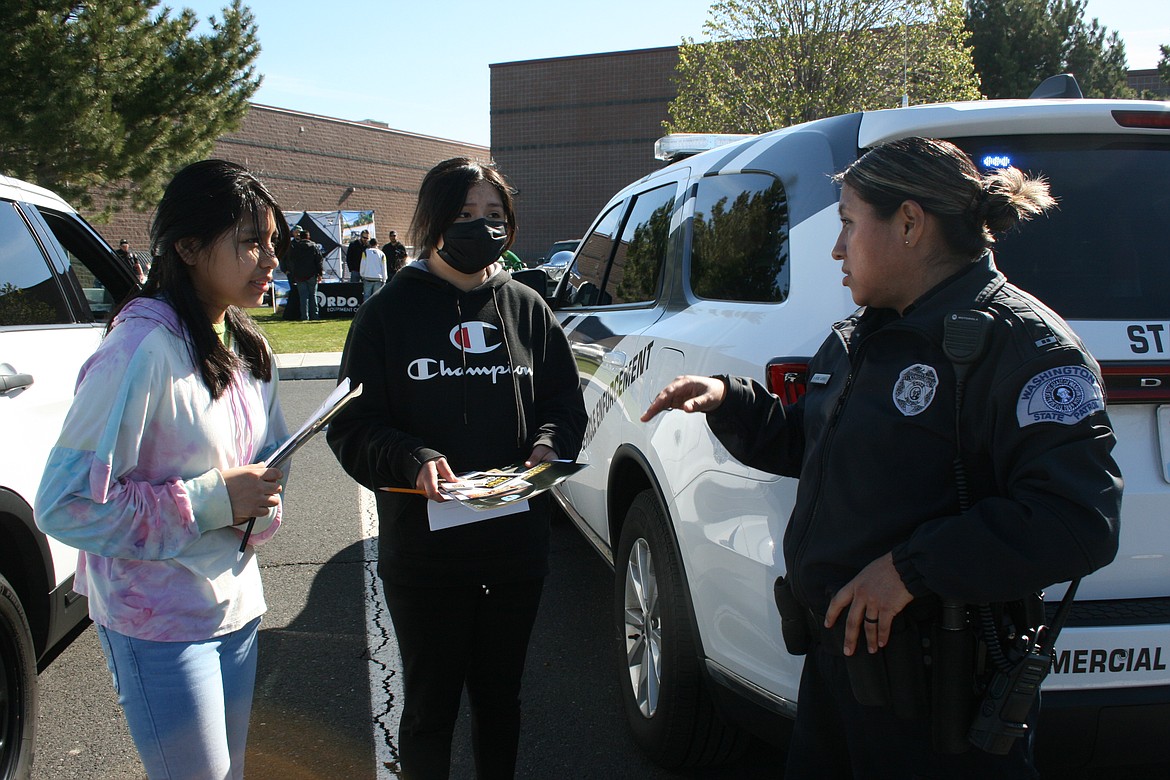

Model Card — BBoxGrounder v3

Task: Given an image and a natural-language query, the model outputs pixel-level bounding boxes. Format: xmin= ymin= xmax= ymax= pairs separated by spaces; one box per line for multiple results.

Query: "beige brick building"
xmin=489 ymin=47 xmax=680 ymax=262
xmin=95 ymin=104 xmax=488 ymax=258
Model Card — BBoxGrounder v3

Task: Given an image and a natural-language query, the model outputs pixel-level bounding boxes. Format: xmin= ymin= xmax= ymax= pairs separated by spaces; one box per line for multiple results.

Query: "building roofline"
xmin=490 ymin=45 xmax=680 ymax=69
xmin=490 ymin=46 xmax=1162 ymax=89
xmin=246 ymin=103 xmax=489 ymax=149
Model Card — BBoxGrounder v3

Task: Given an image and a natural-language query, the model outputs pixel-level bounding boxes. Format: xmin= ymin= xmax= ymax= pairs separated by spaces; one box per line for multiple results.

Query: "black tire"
xmin=613 ymin=489 xmax=748 ymax=768
xmin=0 ymin=573 xmax=36 ymax=780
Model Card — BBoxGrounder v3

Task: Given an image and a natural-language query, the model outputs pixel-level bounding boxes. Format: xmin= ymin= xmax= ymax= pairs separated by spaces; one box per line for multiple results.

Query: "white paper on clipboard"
xmin=427 ymin=498 xmax=529 ymax=531
xmin=238 ymin=378 xmax=363 ymax=559
xmin=265 ymin=378 xmax=362 ymax=470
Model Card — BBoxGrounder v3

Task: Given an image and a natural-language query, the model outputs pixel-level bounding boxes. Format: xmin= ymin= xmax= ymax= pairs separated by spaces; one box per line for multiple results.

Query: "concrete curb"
xmin=274 ymin=352 xmax=342 ymax=381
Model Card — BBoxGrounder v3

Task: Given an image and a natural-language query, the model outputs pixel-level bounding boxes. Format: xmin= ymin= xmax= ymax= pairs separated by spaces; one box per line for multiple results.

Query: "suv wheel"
xmin=614 ymin=490 xmax=748 ymax=768
xmin=0 ymin=573 xmax=36 ymax=780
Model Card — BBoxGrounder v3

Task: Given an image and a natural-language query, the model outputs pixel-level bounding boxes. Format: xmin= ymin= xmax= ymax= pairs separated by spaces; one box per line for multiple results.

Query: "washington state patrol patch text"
xmin=1016 ymin=365 xmax=1104 ymax=426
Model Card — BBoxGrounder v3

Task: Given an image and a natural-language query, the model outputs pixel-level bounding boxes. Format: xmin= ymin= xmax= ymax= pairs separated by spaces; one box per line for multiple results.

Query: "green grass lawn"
xmin=246 ymin=308 xmax=351 ymax=354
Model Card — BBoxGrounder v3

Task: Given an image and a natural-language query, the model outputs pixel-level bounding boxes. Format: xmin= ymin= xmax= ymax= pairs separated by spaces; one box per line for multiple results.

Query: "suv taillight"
xmin=1100 ymin=363 xmax=1170 ymax=404
xmin=766 ymin=361 xmax=809 ymax=406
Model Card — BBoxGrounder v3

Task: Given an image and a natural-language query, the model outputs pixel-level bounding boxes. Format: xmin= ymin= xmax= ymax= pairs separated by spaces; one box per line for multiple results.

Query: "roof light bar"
xmin=654 ymin=133 xmax=754 ymax=162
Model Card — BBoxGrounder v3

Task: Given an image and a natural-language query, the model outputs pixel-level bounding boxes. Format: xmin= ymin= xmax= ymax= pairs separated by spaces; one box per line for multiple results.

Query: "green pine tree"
xmin=0 ymin=1 xmax=261 ymax=216
xmin=965 ymin=0 xmax=1134 ymax=99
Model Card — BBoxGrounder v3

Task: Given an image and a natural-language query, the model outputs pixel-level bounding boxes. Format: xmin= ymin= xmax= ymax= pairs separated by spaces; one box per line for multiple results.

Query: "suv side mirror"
xmin=511 ymin=268 xmax=555 ymax=304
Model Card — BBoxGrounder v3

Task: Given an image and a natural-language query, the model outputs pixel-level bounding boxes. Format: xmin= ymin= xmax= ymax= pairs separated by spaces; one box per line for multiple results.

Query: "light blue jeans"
xmin=96 ymin=616 xmax=261 ymax=780
xmin=363 ymin=278 xmax=384 ymax=301
xmin=296 ymin=279 xmax=319 ymax=320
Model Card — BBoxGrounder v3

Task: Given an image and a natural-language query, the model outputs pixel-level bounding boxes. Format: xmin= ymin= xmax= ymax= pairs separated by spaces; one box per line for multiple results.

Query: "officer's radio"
xmin=968 ymin=626 xmax=1054 ymax=753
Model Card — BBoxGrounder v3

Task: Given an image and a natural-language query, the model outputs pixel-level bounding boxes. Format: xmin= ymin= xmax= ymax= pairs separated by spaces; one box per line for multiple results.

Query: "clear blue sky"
xmin=178 ymin=0 xmax=1168 ymax=147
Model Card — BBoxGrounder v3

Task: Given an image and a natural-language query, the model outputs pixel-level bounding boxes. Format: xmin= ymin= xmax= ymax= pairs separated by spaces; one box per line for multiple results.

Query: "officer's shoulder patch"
xmin=1016 ymin=365 xmax=1104 ymax=427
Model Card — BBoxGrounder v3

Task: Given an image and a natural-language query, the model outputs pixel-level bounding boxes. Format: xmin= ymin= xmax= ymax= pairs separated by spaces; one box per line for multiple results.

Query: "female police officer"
xmin=641 ymin=137 xmax=1121 ymax=778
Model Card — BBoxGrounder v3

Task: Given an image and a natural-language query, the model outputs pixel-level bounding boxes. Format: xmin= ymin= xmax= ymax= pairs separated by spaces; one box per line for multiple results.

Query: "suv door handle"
xmin=0 ymin=363 xmax=34 ymax=393
xmin=603 ymin=351 xmax=629 ymax=368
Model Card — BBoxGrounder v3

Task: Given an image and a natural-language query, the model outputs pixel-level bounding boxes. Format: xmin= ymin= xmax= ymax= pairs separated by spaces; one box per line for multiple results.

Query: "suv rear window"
xmin=953 ymin=135 xmax=1170 ymax=321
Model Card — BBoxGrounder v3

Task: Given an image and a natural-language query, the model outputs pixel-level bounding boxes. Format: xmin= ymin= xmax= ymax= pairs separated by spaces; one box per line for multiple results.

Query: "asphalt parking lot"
xmin=30 ymin=378 xmax=1169 ymax=779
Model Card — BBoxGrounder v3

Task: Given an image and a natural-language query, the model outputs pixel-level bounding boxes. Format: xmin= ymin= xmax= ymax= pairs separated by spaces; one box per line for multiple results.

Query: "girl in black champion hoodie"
xmin=327 ymin=158 xmax=585 ymax=780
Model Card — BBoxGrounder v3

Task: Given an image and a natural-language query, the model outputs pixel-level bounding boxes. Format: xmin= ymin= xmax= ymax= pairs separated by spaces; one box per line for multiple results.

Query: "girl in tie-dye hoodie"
xmin=35 ymin=160 xmax=290 ymax=780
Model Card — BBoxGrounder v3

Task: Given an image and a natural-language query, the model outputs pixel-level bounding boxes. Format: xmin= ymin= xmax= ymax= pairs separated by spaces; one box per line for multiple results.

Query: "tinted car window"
xmin=606 ymin=184 xmax=675 ymax=306
xmin=37 ymin=208 xmax=126 ymax=321
xmin=0 ymin=202 xmax=72 ymax=326
xmin=691 ymin=173 xmax=790 ymax=303
xmin=952 ymin=135 xmax=1170 ymax=321
xmin=562 ymin=202 xmax=624 ymax=309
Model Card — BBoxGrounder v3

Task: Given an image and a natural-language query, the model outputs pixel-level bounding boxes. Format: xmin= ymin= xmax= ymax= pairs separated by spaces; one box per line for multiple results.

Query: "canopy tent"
xmin=285 ymin=210 xmax=376 ymax=280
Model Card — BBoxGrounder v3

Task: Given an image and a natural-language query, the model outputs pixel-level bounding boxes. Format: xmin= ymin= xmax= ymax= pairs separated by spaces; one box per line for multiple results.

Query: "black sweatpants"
xmin=383 ymin=579 xmax=544 ymax=780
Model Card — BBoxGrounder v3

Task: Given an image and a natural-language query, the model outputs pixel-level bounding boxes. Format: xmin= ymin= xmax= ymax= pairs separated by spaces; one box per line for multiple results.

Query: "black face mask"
xmin=437 ymin=218 xmax=508 ymax=275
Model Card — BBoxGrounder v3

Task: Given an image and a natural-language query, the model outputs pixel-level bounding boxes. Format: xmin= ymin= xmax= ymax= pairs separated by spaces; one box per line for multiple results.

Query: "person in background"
xmin=116 ymin=238 xmax=147 ymax=283
xmin=277 ymin=229 xmax=299 ymax=321
xmin=35 ymin=159 xmax=290 ymax=780
xmin=642 ymin=137 xmax=1121 ymax=779
xmin=361 ymin=235 xmax=388 ymax=301
xmin=382 ymin=229 xmax=408 ymax=281
xmin=347 ymin=228 xmax=370 ymax=283
xmin=114 ymin=238 xmax=133 ymax=264
xmin=286 ymin=225 xmax=324 ymax=320
xmin=328 ymin=157 xmax=586 ymax=780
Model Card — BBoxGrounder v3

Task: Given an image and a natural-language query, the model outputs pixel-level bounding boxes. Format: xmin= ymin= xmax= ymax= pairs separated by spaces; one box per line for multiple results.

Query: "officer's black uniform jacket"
xmin=707 ymin=255 xmax=1122 ymax=615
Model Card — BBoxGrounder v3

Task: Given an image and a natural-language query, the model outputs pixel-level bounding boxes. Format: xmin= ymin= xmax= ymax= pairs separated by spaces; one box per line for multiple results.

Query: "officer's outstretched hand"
xmin=642 ymin=375 xmax=726 ymax=422
xmin=824 ymin=552 xmax=914 ymax=657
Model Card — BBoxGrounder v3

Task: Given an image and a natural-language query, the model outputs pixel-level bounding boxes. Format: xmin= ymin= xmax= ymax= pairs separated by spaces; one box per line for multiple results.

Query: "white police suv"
xmin=547 ymin=91 xmax=1170 ymax=771
xmin=0 ymin=174 xmax=139 ymax=776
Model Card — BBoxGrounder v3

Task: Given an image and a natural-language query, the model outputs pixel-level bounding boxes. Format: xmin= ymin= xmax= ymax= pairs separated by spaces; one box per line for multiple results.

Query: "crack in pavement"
xmin=259 ymin=559 xmax=374 ymax=569
xmin=362 ymin=487 xmax=403 ymax=778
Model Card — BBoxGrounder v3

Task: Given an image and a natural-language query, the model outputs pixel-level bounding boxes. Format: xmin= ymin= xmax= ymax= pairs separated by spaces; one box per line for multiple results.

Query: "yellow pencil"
xmin=380 ymin=486 xmax=427 ymax=495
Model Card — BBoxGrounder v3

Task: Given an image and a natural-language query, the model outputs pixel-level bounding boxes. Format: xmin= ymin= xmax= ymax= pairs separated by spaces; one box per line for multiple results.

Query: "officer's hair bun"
xmin=981 ymin=167 xmax=1057 ymax=235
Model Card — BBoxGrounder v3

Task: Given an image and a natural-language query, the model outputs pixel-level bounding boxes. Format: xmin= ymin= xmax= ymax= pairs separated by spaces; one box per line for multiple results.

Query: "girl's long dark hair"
xmin=111 ymin=159 xmax=291 ymax=398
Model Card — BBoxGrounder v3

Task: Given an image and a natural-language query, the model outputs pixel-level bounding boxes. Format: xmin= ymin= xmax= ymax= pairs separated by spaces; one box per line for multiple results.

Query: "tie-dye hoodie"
xmin=35 ymin=297 xmax=288 ymax=642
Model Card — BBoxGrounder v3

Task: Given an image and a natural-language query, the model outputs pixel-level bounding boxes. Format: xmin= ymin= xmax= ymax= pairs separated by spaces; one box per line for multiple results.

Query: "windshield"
xmin=950 ymin=135 xmax=1170 ymax=321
